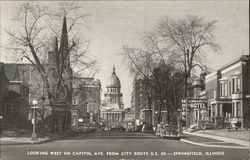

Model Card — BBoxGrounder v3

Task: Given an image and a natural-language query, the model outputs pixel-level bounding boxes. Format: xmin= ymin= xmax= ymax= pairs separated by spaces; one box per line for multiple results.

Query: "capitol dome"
xmin=107 ymin=67 xmax=121 ymax=88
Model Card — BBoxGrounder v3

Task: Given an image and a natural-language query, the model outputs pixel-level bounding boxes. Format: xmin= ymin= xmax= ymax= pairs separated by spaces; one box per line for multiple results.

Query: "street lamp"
xmin=31 ymin=99 xmax=38 ymax=141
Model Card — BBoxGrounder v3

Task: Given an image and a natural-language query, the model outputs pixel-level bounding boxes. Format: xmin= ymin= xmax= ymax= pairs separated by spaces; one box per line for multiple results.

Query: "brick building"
xmin=0 ymin=63 xmax=30 ymax=130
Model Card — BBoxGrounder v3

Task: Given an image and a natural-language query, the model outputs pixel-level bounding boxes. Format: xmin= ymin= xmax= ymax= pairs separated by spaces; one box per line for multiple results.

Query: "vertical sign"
xmin=181 ymin=99 xmax=186 ymax=120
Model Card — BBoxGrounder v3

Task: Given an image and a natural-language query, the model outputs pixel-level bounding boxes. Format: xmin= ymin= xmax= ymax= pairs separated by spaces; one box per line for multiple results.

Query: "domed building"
xmin=100 ymin=67 xmax=125 ymax=128
xmin=104 ymin=67 xmax=124 ymax=109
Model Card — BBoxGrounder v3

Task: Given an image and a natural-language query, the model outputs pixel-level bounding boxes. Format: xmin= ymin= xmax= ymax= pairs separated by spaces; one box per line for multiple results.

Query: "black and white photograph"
xmin=0 ymin=1 xmax=249 ymax=160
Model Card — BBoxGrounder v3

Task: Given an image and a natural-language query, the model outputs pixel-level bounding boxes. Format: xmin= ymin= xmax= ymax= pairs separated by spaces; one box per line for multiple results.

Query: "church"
xmin=100 ymin=67 xmax=125 ymax=128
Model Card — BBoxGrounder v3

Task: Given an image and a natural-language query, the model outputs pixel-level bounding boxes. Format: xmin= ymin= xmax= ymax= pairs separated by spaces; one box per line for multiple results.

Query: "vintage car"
xmin=156 ymin=124 xmax=180 ymax=140
xmin=141 ymin=123 xmax=154 ymax=133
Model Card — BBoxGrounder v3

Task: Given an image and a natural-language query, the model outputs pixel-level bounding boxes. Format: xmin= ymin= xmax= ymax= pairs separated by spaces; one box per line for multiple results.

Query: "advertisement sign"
xmin=188 ymin=99 xmax=207 ymax=109
xmin=181 ymin=98 xmax=207 ymax=119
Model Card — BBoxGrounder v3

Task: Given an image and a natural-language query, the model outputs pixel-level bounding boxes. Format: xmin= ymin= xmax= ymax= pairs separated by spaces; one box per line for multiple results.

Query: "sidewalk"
xmin=0 ymin=137 xmax=49 ymax=145
xmin=197 ymin=129 xmax=249 ymax=141
xmin=182 ymin=130 xmax=249 ymax=148
xmin=0 ymin=131 xmax=77 ymax=145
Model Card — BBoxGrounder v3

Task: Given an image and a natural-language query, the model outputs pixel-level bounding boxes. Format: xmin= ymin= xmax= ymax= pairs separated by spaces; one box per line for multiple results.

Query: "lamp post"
xmin=177 ymin=108 xmax=182 ymax=136
xmin=31 ymin=99 xmax=38 ymax=141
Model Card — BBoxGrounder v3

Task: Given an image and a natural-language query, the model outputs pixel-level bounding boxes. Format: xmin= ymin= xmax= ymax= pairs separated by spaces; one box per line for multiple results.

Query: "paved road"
xmin=1 ymin=130 xmax=249 ymax=160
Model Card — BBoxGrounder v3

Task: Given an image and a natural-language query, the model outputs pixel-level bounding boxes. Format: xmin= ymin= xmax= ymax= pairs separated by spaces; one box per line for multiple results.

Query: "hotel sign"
xmin=188 ymin=99 xmax=207 ymax=109
xmin=182 ymin=98 xmax=207 ymax=110
xmin=181 ymin=98 xmax=207 ymax=119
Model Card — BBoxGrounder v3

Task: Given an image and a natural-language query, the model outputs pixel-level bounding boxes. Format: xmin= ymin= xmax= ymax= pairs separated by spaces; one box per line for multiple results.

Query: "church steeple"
xmin=59 ymin=15 xmax=69 ymax=68
xmin=60 ymin=16 xmax=68 ymax=53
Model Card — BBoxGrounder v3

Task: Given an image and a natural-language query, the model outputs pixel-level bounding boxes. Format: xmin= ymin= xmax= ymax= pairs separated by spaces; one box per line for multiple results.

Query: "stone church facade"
xmin=47 ymin=16 xmax=73 ymax=132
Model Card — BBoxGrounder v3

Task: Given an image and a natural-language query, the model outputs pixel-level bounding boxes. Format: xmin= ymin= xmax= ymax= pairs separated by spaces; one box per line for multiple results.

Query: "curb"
xmin=0 ymin=132 xmax=78 ymax=145
xmin=180 ymin=138 xmax=248 ymax=149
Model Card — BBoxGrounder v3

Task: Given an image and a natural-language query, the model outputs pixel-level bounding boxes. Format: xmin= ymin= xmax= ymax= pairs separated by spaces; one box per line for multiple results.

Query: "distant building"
xmin=100 ymin=67 xmax=125 ymax=128
xmin=205 ymin=55 xmax=250 ymax=129
xmin=71 ymin=77 xmax=101 ymax=129
xmin=130 ymin=78 xmax=151 ymax=125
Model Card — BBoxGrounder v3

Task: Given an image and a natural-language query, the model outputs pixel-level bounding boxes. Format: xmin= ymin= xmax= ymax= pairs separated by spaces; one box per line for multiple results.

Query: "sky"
xmin=0 ymin=1 xmax=249 ymax=108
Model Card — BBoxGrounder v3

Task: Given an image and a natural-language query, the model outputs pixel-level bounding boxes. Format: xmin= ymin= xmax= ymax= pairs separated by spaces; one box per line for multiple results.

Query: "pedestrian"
xmin=142 ymin=123 xmax=145 ymax=133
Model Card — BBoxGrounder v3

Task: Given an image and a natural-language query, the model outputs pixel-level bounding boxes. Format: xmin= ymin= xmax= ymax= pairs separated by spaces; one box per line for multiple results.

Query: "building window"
xmin=232 ymin=77 xmax=240 ymax=93
xmin=236 ymin=78 xmax=240 ymax=92
xmin=236 ymin=102 xmax=241 ymax=117
xmin=228 ymin=81 xmax=231 ymax=96
xmin=220 ymin=83 xmax=223 ymax=96
xmin=224 ymin=83 xmax=228 ymax=96
xmin=217 ymin=106 xmax=220 ymax=117
xmin=232 ymin=79 xmax=235 ymax=93
xmin=212 ymin=105 xmax=215 ymax=117
xmin=232 ymin=103 xmax=234 ymax=117
xmin=73 ymin=98 xmax=79 ymax=105
xmin=72 ymin=119 xmax=76 ymax=125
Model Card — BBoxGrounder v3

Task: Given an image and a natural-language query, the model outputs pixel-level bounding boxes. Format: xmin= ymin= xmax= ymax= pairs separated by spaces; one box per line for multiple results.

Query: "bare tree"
xmin=122 ymin=40 xmax=183 ymax=131
xmin=122 ymin=45 xmax=155 ymax=127
xmin=122 ymin=15 xmax=218 ymax=130
xmin=157 ymin=15 xmax=220 ymax=98
xmin=4 ymin=2 xmax=98 ymax=132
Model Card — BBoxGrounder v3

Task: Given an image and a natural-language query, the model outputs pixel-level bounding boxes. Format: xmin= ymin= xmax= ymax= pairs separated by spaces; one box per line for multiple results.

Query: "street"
xmin=1 ymin=130 xmax=249 ymax=160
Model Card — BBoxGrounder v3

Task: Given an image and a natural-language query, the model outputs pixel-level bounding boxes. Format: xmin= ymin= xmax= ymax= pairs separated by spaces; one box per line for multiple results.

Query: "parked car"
xmin=110 ymin=127 xmax=126 ymax=132
xmin=227 ymin=122 xmax=241 ymax=131
xmin=142 ymin=123 xmax=154 ymax=133
xmin=156 ymin=124 xmax=180 ymax=140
